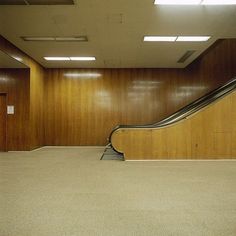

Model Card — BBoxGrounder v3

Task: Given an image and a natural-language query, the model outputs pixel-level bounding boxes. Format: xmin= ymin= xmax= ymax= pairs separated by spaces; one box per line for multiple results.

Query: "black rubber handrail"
xmin=109 ymin=77 xmax=236 ymax=146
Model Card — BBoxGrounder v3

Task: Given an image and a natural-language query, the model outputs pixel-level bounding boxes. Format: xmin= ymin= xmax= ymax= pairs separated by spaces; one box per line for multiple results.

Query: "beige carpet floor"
xmin=0 ymin=147 xmax=236 ymax=236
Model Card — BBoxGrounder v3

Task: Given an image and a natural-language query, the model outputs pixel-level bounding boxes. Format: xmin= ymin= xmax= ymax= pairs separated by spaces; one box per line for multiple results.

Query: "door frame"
xmin=0 ymin=93 xmax=7 ymax=152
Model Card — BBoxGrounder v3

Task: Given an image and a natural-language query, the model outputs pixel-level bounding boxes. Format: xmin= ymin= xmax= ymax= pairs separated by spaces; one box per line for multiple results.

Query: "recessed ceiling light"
xmin=143 ymin=36 xmax=211 ymax=42
xmin=44 ymin=57 xmax=96 ymax=61
xmin=176 ymin=36 xmax=211 ymax=41
xmin=22 ymin=37 xmax=55 ymax=41
xmin=154 ymin=0 xmax=236 ymax=4
xmin=22 ymin=36 xmax=88 ymax=42
xmin=144 ymin=36 xmax=177 ymax=42
xmin=70 ymin=57 xmax=96 ymax=61
xmin=201 ymin=0 xmax=236 ymax=4
xmin=154 ymin=0 xmax=201 ymax=5
xmin=44 ymin=57 xmax=70 ymax=61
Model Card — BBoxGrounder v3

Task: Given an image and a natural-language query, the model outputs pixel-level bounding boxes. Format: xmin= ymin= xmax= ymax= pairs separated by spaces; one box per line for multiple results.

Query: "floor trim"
xmin=126 ymin=159 xmax=236 ymax=162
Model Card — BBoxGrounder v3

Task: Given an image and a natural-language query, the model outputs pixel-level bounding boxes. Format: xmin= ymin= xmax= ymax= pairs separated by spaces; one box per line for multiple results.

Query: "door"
xmin=0 ymin=94 xmax=7 ymax=151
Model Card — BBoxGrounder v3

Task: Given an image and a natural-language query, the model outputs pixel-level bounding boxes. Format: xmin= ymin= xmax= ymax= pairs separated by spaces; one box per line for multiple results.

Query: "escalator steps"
xmin=101 ymin=146 xmax=124 ymax=160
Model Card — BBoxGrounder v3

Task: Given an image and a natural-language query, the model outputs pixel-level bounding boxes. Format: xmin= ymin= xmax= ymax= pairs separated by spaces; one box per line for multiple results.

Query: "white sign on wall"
xmin=7 ymin=105 xmax=14 ymax=115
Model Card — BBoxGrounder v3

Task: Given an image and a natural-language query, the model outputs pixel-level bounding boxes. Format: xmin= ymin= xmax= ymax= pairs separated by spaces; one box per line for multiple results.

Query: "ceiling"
xmin=0 ymin=0 xmax=236 ymax=68
xmin=0 ymin=50 xmax=28 ymax=68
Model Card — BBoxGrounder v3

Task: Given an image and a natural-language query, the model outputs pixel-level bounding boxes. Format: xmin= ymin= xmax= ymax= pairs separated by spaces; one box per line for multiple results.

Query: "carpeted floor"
xmin=0 ymin=147 xmax=236 ymax=236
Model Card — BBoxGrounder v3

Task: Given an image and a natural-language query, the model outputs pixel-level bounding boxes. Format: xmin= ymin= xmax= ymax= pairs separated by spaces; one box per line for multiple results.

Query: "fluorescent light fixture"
xmin=44 ymin=57 xmax=96 ymax=61
xmin=201 ymin=0 xmax=236 ymax=4
xmin=154 ymin=0 xmax=236 ymax=4
xmin=144 ymin=36 xmax=177 ymax=42
xmin=44 ymin=57 xmax=70 ymax=61
xmin=144 ymin=36 xmax=211 ymax=42
xmin=177 ymin=36 xmax=211 ymax=41
xmin=22 ymin=36 xmax=88 ymax=42
xmin=22 ymin=37 xmax=55 ymax=41
xmin=154 ymin=0 xmax=201 ymax=5
xmin=70 ymin=57 xmax=96 ymax=61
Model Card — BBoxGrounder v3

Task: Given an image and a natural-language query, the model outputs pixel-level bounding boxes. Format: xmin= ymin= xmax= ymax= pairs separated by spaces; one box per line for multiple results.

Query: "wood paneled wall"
xmin=44 ymin=39 xmax=236 ymax=146
xmin=0 ymin=36 xmax=236 ymax=149
xmin=29 ymin=63 xmax=44 ymax=149
xmin=44 ymin=68 xmax=193 ymax=145
xmin=187 ymin=39 xmax=236 ymax=86
xmin=111 ymin=91 xmax=236 ymax=159
xmin=0 ymin=69 xmax=30 ymax=150
xmin=0 ymin=94 xmax=7 ymax=151
xmin=0 ymin=35 xmax=44 ymax=150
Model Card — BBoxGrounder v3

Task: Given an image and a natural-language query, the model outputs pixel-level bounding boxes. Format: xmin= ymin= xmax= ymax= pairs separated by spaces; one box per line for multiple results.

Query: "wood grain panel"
xmin=0 ymin=35 xmax=42 ymax=69
xmin=0 ymin=35 xmax=45 ymax=150
xmin=0 ymin=94 xmax=7 ymax=151
xmin=0 ymin=69 xmax=30 ymax=150
xmin=44 ymin=39 xmax=236 ymax=146
xmin=30 ymin=63 xmax=44 ymax=149
xmin=111 ymin=91 xmax=236 ymax=159
xmin=43 ymin=66 xmax=223 ymax=146
xmin=44 ymin=68 xmax=187 ymax=145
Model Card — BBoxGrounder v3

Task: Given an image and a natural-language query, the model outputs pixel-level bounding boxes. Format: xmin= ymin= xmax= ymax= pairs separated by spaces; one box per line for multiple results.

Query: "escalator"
xmin=109 ymin=77 xmax=236 ymax=153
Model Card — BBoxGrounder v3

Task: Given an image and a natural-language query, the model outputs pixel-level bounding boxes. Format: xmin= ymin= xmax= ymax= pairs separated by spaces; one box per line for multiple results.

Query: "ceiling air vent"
xmin=177 ymin=50 xmax=196 ymax=63
xmin=0 ymin=0 xmax=26 ymax=4
xmin=0 ymin=0 xmax=74 ymax=5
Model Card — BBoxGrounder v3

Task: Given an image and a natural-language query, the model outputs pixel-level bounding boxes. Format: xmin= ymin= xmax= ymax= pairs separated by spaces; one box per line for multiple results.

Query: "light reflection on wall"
xmin=127 ymin=80 xmax=161 ymax=103
xmin=12 ymin=56 xmax=23 ymax=62
xmin=131 ymin=80 xmax=162 ymax=91
xmin=175 ymin=91 xmax=193 ymax=98
xmin=64 ymin=72 xmax=102 ymax=79
xmin=132 ymin=85 xmax=159 ymax=90
xmin=96 ymin=91 xmax=110 ymax=97
xmin=128 ymin=91 xmax=147 ymax=97
xmin=132 ymin=80 xmax=162 ymax=85
xmin=179 ymin=85 xmax=207 ymax=91
xmin=0 ymin=77 xmax=9 ymax=82
xmin=171 ymin=85 xmax=208 ymax=101
xmin=95 ymin=90 xmax=112 ymax=109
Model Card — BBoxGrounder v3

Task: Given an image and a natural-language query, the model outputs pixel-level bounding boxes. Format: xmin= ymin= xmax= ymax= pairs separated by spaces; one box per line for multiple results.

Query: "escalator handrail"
xmin=109 ymin=77 xmax=236 ymax=143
